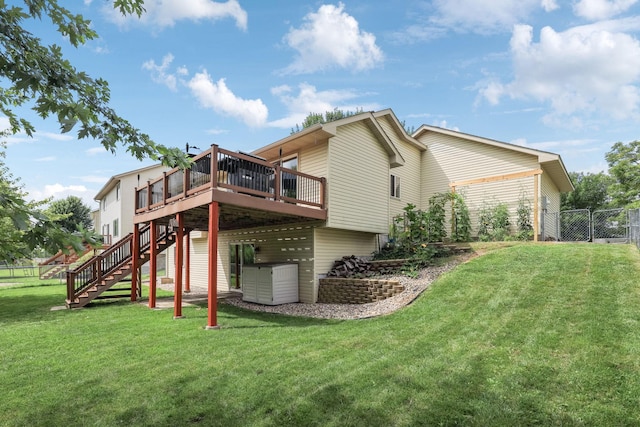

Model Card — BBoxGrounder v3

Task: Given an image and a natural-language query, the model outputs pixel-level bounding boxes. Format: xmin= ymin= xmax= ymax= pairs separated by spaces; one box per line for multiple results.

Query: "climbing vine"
xmin=516 ymin=192 xmax=533 ymax=240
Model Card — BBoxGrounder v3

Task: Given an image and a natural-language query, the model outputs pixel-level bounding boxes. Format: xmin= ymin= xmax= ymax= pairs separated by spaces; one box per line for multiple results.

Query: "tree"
xmin=291 ymin=108 xmax=364 ymax=134
xmin=561 ymin=171 xmax=615 ymax=211
xmin=0 ymin=1 xmax=189 ymax=168
xmin=0 ymin=1 xmax=185 ymax=261
xmin=46 ymin=195 xmax=93 ymax=232
xmin=605 ymin=140 xmax=640 ymax=208
xmin=0 ymin=145 xmax=99 ymax=262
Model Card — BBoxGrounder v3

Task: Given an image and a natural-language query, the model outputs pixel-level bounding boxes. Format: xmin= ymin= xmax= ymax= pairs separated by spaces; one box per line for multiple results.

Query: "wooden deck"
xmin=134 ymin=145 xmax=327 ymax=229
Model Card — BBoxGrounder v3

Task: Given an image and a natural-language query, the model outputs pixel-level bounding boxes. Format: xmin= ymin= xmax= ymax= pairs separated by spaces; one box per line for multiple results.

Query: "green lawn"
xmin=1 ymin=243 xmax=639 ymax=426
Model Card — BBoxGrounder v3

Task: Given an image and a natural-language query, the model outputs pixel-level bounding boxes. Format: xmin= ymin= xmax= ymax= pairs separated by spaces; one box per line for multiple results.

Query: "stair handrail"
xmin=39 ymin=250 xmax=66 ymax=267
xmin=39 ymin=245 xmax=93 ymax=279
xmin=67 ymin=234 xmax=133 ymax=302
xmin=66 ymin=223 xmax=174 ymax=304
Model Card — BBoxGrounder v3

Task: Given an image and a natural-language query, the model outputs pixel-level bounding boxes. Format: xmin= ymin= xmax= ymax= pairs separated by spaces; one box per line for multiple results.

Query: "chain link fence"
xmin=592 ymin=208 xmax=627 ymax=242
xmin=546 ymin=208 xmax=632 ymax=243
xmin=629 ymin=209 xmax=640 ymax=249
xmin=560 ymin=209 xmax=591 ymax=242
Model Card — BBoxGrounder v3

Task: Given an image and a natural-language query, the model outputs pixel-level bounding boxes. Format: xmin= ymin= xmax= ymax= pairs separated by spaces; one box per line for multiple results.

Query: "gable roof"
xmin=94 ymin=163 xmax=166 ymax=201
xmin=372 ymin=109 xmax=426 ymax=152
xmin=413 ymin=125 xmax=574 ymax=192
xmin=253 ymin=110 xmax=409 ymax=167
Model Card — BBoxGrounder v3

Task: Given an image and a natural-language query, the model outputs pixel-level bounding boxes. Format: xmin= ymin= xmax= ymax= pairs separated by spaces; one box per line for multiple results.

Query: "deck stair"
xmin=38 ymin=246 xmax=94 ymax=280
xmin=66 ymin=224 xmax=175 ymax=309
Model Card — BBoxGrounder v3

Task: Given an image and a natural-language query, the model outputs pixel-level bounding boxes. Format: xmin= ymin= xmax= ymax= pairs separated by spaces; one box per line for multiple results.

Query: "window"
xmin=116 ymin=182 xmax=121 ymax=201
xmin=391 ymin=175 xmax=401 ymax=198
xmin=113 ymin=219 xmax=119 ymax=238
xmin=282 ymin=156 xmax=298 ymax=171
xmin=101 ymin=198 xmax=106 ymax=211
xmin=281 ymin=156 xmax=298 ymax=198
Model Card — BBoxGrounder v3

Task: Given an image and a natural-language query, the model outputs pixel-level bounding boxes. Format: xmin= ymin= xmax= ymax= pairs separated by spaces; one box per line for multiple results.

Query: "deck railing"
xmin=38 ymin=245 xmax=92 ymax=279
xmin=65 ymin=224 xmax=171 ymax=302
xmin=135 ymin=145 xmax=326 ymax=213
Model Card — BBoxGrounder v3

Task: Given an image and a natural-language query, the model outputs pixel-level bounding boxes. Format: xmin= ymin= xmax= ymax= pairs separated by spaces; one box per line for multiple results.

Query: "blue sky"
xmin=4 ymin=0 xmax=640 ymax=209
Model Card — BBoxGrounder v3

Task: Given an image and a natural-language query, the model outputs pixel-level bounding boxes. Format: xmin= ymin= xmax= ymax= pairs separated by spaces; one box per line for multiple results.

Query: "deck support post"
xmin=234 ymin=244 xmax=241 ymax=289
xmin=149 ymin=221 xmax=158 ymax=309
xmin=185 ymin=230 xmax=191 ymax=293
xmin=131 ymin=224 xmax=139 ymax=302
xmin=174 ymin=213 xmax=185 ymax=319
xmin=206 ymin=201 xmax=220 ymax=330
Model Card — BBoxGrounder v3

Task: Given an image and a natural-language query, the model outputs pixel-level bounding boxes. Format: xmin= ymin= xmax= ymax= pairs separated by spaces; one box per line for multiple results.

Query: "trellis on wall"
xmin=449 ymin=169 xmax=543 ymax=241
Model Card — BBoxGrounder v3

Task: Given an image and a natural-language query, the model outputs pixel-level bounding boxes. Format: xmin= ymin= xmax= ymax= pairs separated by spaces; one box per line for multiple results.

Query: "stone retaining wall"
xmin=317 ymin=278 xmax=404 ymax=304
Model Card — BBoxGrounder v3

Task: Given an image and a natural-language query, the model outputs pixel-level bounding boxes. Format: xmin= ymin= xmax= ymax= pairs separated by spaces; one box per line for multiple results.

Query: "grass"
xmin=1 ymin=243 xmax=640 ymax=426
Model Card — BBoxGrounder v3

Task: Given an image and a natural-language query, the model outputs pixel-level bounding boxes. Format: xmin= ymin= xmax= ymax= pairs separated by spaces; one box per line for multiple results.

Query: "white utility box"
xmin=241 ymin=263 xmax=299 ymax=305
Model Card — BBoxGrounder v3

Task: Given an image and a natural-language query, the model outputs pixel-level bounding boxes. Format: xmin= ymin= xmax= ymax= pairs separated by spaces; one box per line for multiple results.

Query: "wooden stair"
xmin=38 ymin=246 xmax=93 ymax=280
xmin=66 ymin=224 xmax=175 ymax=309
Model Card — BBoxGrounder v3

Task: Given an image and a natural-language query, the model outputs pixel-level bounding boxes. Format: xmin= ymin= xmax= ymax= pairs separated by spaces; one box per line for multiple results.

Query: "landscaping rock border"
xmin=221 ymin=253 xmax=474 ymax=320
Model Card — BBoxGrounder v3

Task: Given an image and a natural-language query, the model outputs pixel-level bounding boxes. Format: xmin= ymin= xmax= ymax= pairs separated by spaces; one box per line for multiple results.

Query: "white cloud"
xmin=38 ymin=132 xmax=74 ymax=142
xmin=432 ymin=120 xmax=460 ymax=131
xmin=391 ymin=0 xmax=559 ymax=42
xmin=428 ymin=0 xmax=548 ymax=34
xmin=86 ymin=146 xmax=108 ymax=156
xmin=187 ymin=70 xmax=268 ymax=127
xmin=104 ymin=0 xmax=247 ymax=30
xmin=515 ymin=138 xmax=597 ymax=151
xmin=387 ymin=24 xmax=448 ymax=44
xmin=35 ymin=156 xmax=56 ymax=162
xmin=281 ymin=3 xmax=384 ymax=74
xmin=479 ymin=23 xmax=640 ymax=127
xmin=27 ymin=184 xmax=97 ymax=208
xmin=268 ymin=83 xmax=380 ymax=129
xmin=0 ymin=120 xmax=74 ymax=145
xmin=206 ymin=128 xmax=229 ymax=135
xmin=541 ymin=0 xmax=559 ymax=12
xmin=0 ymin=116 xmax=10 ymax=133
xmin=78 ymin=175 xmax=110 ymax=184
xmin=142 ymin=54 xmax=181 ymax=91
xmin=573 ymin=0 xmax=637 ymax=21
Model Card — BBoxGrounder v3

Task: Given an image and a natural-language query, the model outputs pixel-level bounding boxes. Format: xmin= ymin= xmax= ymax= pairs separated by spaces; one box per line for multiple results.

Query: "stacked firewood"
xmin=326 ymin=256 xmax=373 ymax=278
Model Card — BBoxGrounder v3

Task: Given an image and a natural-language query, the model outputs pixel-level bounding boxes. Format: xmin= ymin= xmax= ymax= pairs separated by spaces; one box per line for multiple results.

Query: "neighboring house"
xmin=94 ymin=163 xmax=170 ymax=244
xmin=154 ymin=109 xmax=572 ymax=304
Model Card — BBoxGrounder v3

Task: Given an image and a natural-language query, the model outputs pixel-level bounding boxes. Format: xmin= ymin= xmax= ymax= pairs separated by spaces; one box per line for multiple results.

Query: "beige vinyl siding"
xmin=418 ymin=132 xmax=541 ymax=237
xmin=299 ymin=140 xmax=328 ymax=178
xmin=390 ymin=143 xmax=423 ymax=221
xmin=541 ymin=171 xmax=561 ymax=239
xmin=454 ymin=176 xmax=536 ymax=236
xmin=376 ymin=116 xmax=424 ymax=221
xmin=165 ymin=233 xmax=231 ymax=292
xmin=314 ymin=227 xmax=377 ymax=301
xmin=188 ymin=235 xmax=213 ymax=289
xmin=221 ymin=223 xmax=317 ymax=303
xmin=326 ymin=121 xmax=390 ymax=233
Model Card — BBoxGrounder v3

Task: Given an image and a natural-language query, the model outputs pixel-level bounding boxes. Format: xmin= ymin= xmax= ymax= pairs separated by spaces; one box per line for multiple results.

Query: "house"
xmin=161 ymin=109 xmax=571 ymax=300
xmin=94 ymin=163 xmax=170 ymax=244
xmin=71 ymin=108 xmax=573 ymax=327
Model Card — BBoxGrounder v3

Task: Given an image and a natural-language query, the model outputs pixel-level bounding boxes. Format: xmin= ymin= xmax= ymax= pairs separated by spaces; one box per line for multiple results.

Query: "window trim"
xmin=390 ymin=174 xmax=401 ymax=199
